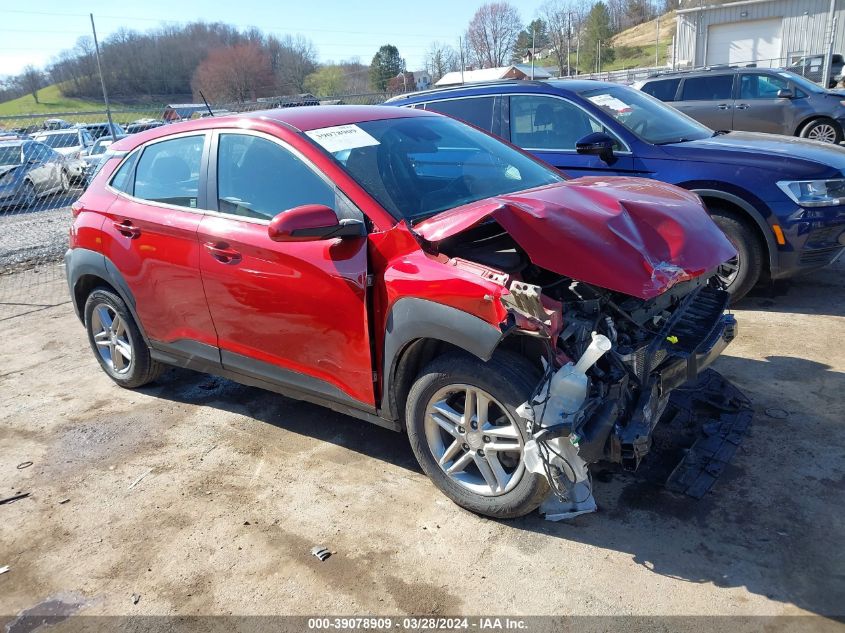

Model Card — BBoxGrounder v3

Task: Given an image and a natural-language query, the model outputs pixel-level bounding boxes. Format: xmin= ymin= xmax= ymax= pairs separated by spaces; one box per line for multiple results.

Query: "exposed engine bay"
xmin=437 ymin=220 xmax=740 ymax=518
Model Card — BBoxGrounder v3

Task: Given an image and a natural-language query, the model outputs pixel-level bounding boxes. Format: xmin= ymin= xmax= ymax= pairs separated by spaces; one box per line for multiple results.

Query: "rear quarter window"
xmin=640 ymin=78 xmax=680 ymax=102
xmin=423 ymin=97 xmax=495 ymax=132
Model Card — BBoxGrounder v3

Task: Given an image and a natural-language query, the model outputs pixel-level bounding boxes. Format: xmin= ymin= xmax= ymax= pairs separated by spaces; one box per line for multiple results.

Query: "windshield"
xmin=34 ymin=132 xmax=78 ymax=148
xmin=777 ymin=71 xmax=826 ymax=94
xmin=581 ymin=85 xmax=713 ymax=144
xmin=309 ymin=116 xmax=563 ymax=223
xmin=0 ymin=145 xmax=23 ymax=165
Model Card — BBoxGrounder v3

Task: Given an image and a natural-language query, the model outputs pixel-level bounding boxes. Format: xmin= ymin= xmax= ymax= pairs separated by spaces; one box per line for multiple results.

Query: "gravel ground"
xmin=0 ymin=192 xmax=78 ymax=271
xmin=0 ymin=259 xmax=843 ymax=629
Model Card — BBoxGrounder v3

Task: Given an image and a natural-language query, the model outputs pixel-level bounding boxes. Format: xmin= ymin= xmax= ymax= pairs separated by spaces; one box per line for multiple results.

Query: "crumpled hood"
xmin=415 ymin=178 xmax=737 ymax=300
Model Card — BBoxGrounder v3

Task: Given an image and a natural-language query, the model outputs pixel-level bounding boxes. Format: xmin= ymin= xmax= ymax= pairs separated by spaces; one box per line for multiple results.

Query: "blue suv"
xmin=387 ymin=80 xmax=845 ymax=301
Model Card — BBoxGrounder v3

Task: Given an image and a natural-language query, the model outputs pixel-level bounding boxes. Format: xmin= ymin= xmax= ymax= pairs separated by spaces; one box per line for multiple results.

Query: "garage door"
xmin=706 ymin=18 xmax=782 ymax=66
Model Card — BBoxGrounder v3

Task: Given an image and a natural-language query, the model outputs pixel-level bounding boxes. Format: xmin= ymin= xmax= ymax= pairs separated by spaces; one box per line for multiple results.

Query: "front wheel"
xmin=710 ymin=210 xmax=764 ymax=303
xmin=800 ymin=117 xmax=843 ymax=144
xmin=405 ymin=351 xmax=548 ymax=519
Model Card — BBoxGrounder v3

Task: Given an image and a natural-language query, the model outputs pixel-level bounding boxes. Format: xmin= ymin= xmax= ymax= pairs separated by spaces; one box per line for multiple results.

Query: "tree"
xmin=580 ymin=2 xmax=615 ymax=73
xmin=304 ymin=65 xmax=345 ymax=96
xmin=369 ymin=44 xmax=405 ymax=91
xmin=268 ymin=34 xmax=318 ymax=94
xmin=192 ymin=43 xmax=274 ymax=103
xmin=540 ymin=0 xmax=589 ymax=77
xmin=424 ymin=42 xmax=459 ymax=82
xmin=19 ymin=66 xmax=43 ymax=103
xmin=466 ymin=2 xmax=523 ymax=68
xmin=512 ymin=19 xmax=548 ymax=64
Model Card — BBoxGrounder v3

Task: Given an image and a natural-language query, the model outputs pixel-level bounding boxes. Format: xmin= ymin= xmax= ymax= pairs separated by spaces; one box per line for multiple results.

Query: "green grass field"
xmin=0 ymin=84 xmax=105 ymax=116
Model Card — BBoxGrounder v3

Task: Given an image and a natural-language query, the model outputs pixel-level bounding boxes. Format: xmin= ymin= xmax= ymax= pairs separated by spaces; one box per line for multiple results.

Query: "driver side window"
xmin=509 ymin=95 xmax=621 ymax=151
xmin=216 ymin=134 xmax=335 ymax=221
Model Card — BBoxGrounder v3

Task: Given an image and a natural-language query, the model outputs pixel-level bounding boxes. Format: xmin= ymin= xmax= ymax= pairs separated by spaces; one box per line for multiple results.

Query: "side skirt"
xmin=149 ymin=340 xmax=400 ymax=432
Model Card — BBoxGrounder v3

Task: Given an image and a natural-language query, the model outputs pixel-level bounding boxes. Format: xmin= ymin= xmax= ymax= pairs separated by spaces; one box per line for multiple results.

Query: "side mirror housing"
xmin=576 ymin=132 xmax=616 ymax=163
xmin=267 ymin=204 xmax=365 ymax=242
xmin=776 ymin=88 xmax=794 ymax=99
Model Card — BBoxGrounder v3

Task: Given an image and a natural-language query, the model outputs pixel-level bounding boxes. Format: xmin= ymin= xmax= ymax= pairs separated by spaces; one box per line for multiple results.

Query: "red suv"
xmin=67 ymin=106 xmax=737 ymax=518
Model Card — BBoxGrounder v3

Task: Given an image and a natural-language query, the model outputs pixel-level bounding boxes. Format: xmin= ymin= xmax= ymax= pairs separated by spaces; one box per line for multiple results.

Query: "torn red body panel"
xmin=415 ymin=178 xmax=737 ymax=300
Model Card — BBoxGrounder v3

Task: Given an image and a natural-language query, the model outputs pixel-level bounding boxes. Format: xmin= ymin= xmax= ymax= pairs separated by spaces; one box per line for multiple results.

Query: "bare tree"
xmin=424 ymin=42 xmax=459 ymax=82
xmin=466 ymin=2 xmax=523 ymax=68
xmin=540 ymin=0 xmax=590 ymax=76
xmin=268 ymin=34 xmax=318 ymax=94
xmin=192 ymin=43 xmax=274 ymax=103
xmin=19 ymin=66 xmax=43 ymax=103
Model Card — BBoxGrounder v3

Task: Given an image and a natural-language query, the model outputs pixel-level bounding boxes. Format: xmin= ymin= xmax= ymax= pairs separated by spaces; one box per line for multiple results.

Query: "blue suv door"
xmin=504 ymin=94 xmax=637 ymax=177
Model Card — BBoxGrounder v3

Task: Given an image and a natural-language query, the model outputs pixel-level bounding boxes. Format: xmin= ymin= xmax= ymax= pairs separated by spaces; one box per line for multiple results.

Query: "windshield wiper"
xmin=654 ymin=138 xmax=694 ymax=145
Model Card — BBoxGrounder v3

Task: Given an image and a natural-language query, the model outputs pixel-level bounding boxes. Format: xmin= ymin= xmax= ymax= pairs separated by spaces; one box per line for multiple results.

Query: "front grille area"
xmin=804 ymin=225 xmax=844 ymax=249
xmin=800 ymin=246 xmax=844 ymax=266
xmin=665 ymin=286 xmax=730 ymax=355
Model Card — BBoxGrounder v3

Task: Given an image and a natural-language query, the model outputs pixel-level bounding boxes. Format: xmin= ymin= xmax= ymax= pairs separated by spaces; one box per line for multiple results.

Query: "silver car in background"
xmin=81 ymin=134 xmax=127 ymax=185
xmin=0 ymin=140 xmax=70 ymax=209
xmin=31 ymin=127 xmax=95 ymax=184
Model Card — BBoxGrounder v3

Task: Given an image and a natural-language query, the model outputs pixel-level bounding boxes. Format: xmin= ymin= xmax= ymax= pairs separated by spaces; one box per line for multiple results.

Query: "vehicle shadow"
xmin=734 ymin=257 xmax=845 ymax=318
xmin=140 ymin=353 xmax=845 ymax=617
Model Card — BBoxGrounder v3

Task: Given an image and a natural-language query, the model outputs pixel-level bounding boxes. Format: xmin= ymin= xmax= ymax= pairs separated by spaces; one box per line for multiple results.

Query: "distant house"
xmin=163 ymin=104 xmax=208 ymax=121
xmin=435 ymin=64 xmax=552 ymax=87
xmin=521 ymin=48 xmax=553 ymax=64
xmin=388 ymin=72 xmax=415 ymax=93
xmin=412 ymin=70 xmax=433 ymax=90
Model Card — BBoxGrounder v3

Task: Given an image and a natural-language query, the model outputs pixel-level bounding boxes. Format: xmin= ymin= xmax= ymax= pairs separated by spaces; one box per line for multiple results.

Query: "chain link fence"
xmin=0 ymin=93 xmax=390 ymax=320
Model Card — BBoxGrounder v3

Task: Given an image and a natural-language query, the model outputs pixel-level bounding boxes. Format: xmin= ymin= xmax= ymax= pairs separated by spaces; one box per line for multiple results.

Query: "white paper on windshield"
xmin=306 ymin=124 xmax=380 ymax=153
xmin=588 ymin=94 xmax=631 ymax=113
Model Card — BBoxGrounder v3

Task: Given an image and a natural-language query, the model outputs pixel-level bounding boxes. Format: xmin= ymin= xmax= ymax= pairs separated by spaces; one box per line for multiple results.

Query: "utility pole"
xmin=90 ymin=13 xmax=116 ymax=138
xmin=822 ymin=0 xmax=836 ymax=87
xmin=576 ymin=32 xmax=580 ymax=75
xmin=596 ymin=40 xmax=601 ymax=74
xmin=531 ymin=26 xmax=536 ymax=79
xmin=655 ymin=13 xmax=661 ymax=67
xmin=459 ymin=36 xmax=465 ymax=84
xmin=566 ymin=12 xmax=572 ymax=76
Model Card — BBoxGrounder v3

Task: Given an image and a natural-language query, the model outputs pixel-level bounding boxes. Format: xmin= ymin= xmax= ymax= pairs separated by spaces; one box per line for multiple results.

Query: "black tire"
xmin=710 ymin=209 xmax=764 ymax=303
xmin=60 ymin=169 xmax=70 ymax=193
xmin=405 ymin=350 xmax=549 ymax=519
xmin=799 ymin=117 xmax=843 ymax=144
xmin=83 ymin=288 xmax=164 ymax=388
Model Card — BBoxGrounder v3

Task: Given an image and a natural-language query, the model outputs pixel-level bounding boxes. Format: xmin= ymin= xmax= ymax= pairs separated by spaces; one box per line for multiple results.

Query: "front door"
xmin=506 ymin=94 xmax=636 ymax=176
xmin=732 ymin=73 xmax=794 ymax=135
xmin=198 ymin=131 xmax=374 ymax=407
xmin=99 ymin=133 xmax=218 ymax=351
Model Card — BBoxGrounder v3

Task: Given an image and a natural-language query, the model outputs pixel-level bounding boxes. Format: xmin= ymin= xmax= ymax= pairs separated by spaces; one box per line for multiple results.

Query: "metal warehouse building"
xmin=675 ymin=0 xmax=844 ymax=68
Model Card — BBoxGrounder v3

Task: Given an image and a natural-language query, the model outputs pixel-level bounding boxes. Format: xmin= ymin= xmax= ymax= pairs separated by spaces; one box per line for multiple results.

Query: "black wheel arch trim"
xmin=65 ymin=247 xmax=151 ymax=346
xmin=691 ymin=188 xmax=779 ymax=277
xmin=381 ymin=297 xmax=505 ymax=422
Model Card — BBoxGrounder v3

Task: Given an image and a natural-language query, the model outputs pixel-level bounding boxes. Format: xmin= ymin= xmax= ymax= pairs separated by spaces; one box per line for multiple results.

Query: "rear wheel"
xmin=405 ymin=350 xmax=548 ymax=519
xmin=800 ymin=117 xmax=843 ymax=144
xmin=84 ymin=288 xmax=164 ymax=388
xmin=60 ymin=169 xmax=70 ymax=192
xmin=709 ymin=210 xmax=764 ymax=303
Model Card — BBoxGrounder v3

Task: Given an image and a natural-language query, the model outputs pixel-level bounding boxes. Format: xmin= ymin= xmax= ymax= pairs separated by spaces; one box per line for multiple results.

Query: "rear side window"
xmin=640 ymin=78 xmax=680 ymax=102
xmin=424 ymin=97 xmax=495 ymax=132
xmin=680 ymin=75 xmax=734 ymax=101
xmin=110 ymin=152 xmax=139 ymax=194
xmin=133 ymin=135 xmax=204 ymax=208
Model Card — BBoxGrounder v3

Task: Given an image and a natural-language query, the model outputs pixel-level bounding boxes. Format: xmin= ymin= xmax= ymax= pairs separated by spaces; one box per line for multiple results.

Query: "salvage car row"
xmin=65 ymin=97 xmax=841 ymax=521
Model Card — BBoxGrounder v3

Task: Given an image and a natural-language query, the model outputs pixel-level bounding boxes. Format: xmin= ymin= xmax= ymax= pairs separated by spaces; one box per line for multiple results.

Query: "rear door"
xmin=197 ymin=130 xmax=374 ymax=407
xmin=505 ymin=94 xmax=635 ymax=176
xmin=674 ymin=74 xmax=735 ymax=130
xmin=99 ymin=132 xmax=218 ymax=352
xmin=733 ymin=72 xmax=794 ymax=134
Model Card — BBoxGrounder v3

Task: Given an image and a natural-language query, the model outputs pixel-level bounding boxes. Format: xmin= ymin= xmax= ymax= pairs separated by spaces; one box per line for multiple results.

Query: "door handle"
xmin=112 ymin=220 xmax=140 ymax=239
xmin=204 ymin=241 xmax=242 ymax=264
xmin=716 ymin=103 xmax=732 ymax=110
xmin=735 ymin=103 xmax=750 ymax=110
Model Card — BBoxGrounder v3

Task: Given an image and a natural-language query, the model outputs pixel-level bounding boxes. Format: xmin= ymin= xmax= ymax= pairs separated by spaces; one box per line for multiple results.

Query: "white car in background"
xmin=31 ymin=127 xmax=95 ymax=184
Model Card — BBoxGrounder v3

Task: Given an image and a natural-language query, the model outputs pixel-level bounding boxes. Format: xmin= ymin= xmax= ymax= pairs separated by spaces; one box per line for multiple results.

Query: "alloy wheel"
xmin=424 ymin=384 xmax=525 ymax=496
xmin=90 ymin=303 xmax=133 ymax=374
xmin=807 ymin=123 xmax=837 ymax=143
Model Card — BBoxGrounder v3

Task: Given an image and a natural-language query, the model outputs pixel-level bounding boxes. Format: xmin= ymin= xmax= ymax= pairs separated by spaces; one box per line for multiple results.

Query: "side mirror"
xmin=267 ymin=204 xmax=365 ymax=242
xmin=576 ymin=132 xmax=616 ymax=163
xmin=776 ymin=88 xmax=794 ymax=99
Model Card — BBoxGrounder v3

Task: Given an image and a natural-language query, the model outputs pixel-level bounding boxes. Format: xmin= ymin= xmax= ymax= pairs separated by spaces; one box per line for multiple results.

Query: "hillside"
xmin=0 ymin=84 xmax=106 ymax=116
xmin=606 ymin=11 xmax=675 ymax=70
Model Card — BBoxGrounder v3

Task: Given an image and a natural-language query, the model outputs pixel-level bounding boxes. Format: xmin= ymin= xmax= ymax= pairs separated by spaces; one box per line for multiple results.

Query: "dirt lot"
xmin=1 ymin=258 xmax=843 ymax=626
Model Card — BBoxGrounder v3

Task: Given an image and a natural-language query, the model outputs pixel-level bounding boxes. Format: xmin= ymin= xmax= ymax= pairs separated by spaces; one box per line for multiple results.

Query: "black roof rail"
xmin=384 ymin=78 xmax=552 ymax=102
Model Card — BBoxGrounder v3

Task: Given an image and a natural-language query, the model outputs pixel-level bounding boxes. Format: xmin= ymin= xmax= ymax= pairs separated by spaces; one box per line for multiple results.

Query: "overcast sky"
xmin=1 ymin=0 xmax=549 ymax=77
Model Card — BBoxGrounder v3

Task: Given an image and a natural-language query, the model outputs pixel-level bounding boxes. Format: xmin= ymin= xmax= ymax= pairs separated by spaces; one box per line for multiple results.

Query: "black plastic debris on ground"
xmin=633 ymin=369 xmax=753 ymax=499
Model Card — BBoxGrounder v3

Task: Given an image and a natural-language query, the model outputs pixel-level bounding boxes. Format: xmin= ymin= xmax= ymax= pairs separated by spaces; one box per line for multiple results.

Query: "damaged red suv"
xmin=67 ymin=106 xmax=737 ymax=518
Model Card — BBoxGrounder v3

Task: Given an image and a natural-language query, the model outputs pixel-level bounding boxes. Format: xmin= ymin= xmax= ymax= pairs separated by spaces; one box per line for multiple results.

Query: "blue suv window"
xmin=509 ymin=94 xmax=620 ymax=151
xmin=423 ymin=97 xmax=495 ymax=132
